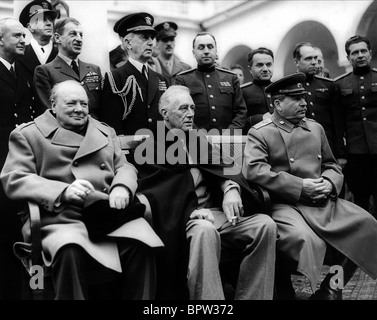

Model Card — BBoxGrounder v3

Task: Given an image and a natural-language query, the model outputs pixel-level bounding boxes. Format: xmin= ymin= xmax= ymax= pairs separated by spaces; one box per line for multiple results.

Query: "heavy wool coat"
xmin=242 ymin=112 xmax=377 ymax=289
xmin=0 ymin=110 xmax=141 ymax=272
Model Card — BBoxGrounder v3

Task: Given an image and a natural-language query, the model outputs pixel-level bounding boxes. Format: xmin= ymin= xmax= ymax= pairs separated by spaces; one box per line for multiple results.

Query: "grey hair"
xmin=0 ymin=18 xmax=19 ymax=37
xmin=50 ymin=80 xmax=86 ymax=104
xmin=158 ymin=85 xmax=191 ymax=115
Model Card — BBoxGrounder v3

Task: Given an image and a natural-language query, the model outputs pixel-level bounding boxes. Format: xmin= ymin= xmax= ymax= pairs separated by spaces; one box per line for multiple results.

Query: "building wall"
xmin=1 ymin=1 xmax=375 ymax=78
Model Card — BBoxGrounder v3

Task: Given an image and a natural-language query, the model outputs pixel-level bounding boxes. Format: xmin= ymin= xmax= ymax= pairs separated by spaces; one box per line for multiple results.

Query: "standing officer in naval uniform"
xmin=241 ymin=47 xmax=275 ymax=134
xmin=0 ymin=17 xmax=40 ymax=300
xmin=174 ymin=32 xmax=246 ymax=134
xmin=155 ymin=21 xmax=191 ymax=85
xmin=99 ymin=12 xmax=168 ymax=136
xmin=33 ymin=17 xmax=102 ymax=119
xmin=293 ymin=42 xmax=338 ymax=155
xmin=17 ymin=0 xmax=58 ymax=86
xmin=333 ymin=35 xmax=377 ymax=217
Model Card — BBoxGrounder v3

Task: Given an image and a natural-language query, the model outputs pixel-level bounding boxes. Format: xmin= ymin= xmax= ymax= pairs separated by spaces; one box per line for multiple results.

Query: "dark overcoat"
xmin=130 ymin=128 xmax=263 ymax=299
xmin=242 ymin=112 xmax=377 ymax=289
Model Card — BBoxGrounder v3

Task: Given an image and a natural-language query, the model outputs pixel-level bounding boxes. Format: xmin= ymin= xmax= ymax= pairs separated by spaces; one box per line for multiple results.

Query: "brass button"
xmin=148 ymin=118 xmax=152 ymax=123
xmin=206 ymin=74 xmax=210 ymax=78
xmin=311 ymin=112 xmax=315 ymax=116
xmin=308 ymin=92 xmax=312 ymax=96
xmin=289 ymin=158 xmax=295 ymax=163
xmin=14 ymin=113 xmax=18 ymax=117
xmin=212 ymin=118 xmax=217 ymax=122
xmin=360 ymin=76 xmax=364 ymax=80
xmin=361 ymin=86 xmax=365 ymax=89
xmin=279 ymin=120 xmax=285 ymax=125
xmin=102 ymin=188 xmax=108 ymax=193
xmin=208 ymin=84 xmax=212 ymax=88
xmin=73 ymin=161 xmax=78 ymax=167
xmin=210 ymin=94 xmax=214 ymax=98
xmin=318 ymin=155 xmax=322 ymax=159
xmin=211 ymin=106 xmax=215 ymax=109
xmin=100 ymin=163 xmax=106 ymax=170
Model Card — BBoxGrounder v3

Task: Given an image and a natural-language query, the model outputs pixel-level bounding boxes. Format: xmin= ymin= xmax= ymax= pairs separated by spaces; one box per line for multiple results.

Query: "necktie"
xmin=9 ymin=66 xmax=16 ymax=79
xmin=71 ymin=60 xmax=80 ymax=77
xmin=166 ymin=61 xmax=173 ymax=74
xmin=142 ymin=65 xmax=148 ymax=80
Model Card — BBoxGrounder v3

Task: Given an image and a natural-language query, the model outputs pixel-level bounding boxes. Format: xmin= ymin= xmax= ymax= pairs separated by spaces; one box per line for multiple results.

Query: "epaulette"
xmin=373 ymin=68 xmax=377 ymax=73
xmin=216 ymin=67 xmax=237 ymax=75
xmin=252 ymin=118 xmax=272 ymax=129
xmin=304 ymin=117 xmax=316 ymax=123
xmin=16 ymin=121 xmax=34 ymax=130
xmin=240 ymin=81 xmax=253 ymax=89
xmin=334 ymin=71 xmax=352 ymax=82
xmin=314 ymin=74 xmax=333 ymax=82
xmin=176 ymin=68 xmax=195 ymax=76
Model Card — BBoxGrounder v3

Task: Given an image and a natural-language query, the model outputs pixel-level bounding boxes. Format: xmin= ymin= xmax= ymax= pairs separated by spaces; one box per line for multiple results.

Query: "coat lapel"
xmin=74 ymin=118 xmax=109 ymax=160
xmin=54 ymin=56 xmax=80 ymax=80
xmin=147 ymin=70 xmax=159 ymax=105
xmin=79 ymin=60 xmax=91 ymax=81
xmin=0 ymin=61 xmax=17 ymax=90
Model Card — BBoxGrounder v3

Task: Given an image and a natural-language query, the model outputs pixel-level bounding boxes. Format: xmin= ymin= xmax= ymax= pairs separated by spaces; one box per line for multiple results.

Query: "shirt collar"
xmin=0 ymin=56 xmax=13 ymax=71
xmin=58 ymin=53 xmax=79 ymax=67
xmin=128 ymin=57 xmax=148 ymax=73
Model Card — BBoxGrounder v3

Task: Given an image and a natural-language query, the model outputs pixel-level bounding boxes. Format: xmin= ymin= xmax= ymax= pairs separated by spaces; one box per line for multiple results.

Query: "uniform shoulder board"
xmin=16 ymin=121 xmax=34 ymax=130
xmin=176 ymin=68 xmax=195 ymax=76
xmin=253 ymin=118 xmax=272 ymax=129
xmin=314 ymin=75 xmax=333 ymax=82
xmin=305 ymin=117 xmax=316 ymax=123
xmin=240 ymin=81 xmax=253 ymax=89
xmin=373 ymin=68 xmax=377 ymax=73
xmin=216 ymin=67 xmax=237 ymax=75
xmin=334 ymin=71 xmax=352 ymax=82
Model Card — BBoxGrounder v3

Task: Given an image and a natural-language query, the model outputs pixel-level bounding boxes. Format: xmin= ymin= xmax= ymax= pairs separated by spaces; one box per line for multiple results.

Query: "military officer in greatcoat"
xmin=99 ymin=12 xmax=168 ymax=136
xmin=293 ymin=42 xmax=338 ymax=154
xmin=333 ymin=35 xmax=377 ymax=217
xmin=243 ymin=72 xmax=377 ymax=300
xmin=174 ymin=32 xmax=246 ymax=134
xmin=241 ymin=47 xmax=274 ymax=134
xmin=154 ymin=21 xmax=191 ymax=85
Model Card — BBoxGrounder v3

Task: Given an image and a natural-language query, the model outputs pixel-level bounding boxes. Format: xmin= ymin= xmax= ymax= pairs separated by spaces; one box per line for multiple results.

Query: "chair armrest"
xmin=247 ymin=183 xmax=272 ymax=215
xmin=28 ymin=201 xmax=44 ymax=268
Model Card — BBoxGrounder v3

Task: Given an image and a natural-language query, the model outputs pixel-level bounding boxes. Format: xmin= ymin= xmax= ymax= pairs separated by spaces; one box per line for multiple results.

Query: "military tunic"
xmin=242 ymin=112 xmax=377 ymax=291
xmin=174 ymin=65 xmax=247 ymax=133
xmin=333 ymin=67 xmax=377 ymax=214
xmin=241 ymin=79 xmax=273 ymax=134
xmin=302 ymin=74 xmax=338 ymax=155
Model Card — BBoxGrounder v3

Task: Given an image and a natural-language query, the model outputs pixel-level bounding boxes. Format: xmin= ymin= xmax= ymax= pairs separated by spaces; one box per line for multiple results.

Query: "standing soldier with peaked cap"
xmin=333 ymin=35 xmax=377 ymax=217
xmin=155 ymin=21 xmax=191 ymax=85
xmin=174 ymin=32 xmax=246 ymax=133
xmin=99 ymin=12 xmax=168 ymax=136
xmin=33 ymin=16 xmax=102 ymax=118
xmin=243 ymin=72 xmax=377 ymax=300
xmin=17 ymin=0 xmax=58 ymax=86
xmin=241 ymin=47 xmax=275 ymax=134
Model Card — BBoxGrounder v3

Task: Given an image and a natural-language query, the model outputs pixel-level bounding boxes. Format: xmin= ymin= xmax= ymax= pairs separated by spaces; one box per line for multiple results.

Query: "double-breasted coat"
xmin=0 ymin=110 xmax=148 ymax=272
xmin=242 ymin=112 xmax=377 ymax=290
xmin=33 ymin=55 xmax=102 ymax=118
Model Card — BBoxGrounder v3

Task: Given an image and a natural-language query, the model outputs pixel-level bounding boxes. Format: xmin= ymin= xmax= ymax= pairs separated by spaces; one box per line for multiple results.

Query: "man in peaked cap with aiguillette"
xmin=17 ymin=0 xmax=58 ymax=85
xmin=242 ymin=72 xmax=377 ymax=300
xmin=99 ymin=12 xmax=169 ymax=136
xmin=154 ymin=21 xmax=191 ymax=85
